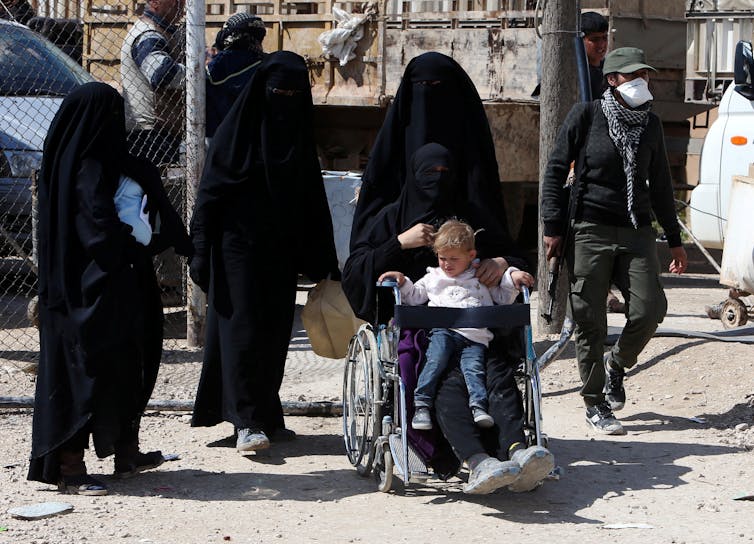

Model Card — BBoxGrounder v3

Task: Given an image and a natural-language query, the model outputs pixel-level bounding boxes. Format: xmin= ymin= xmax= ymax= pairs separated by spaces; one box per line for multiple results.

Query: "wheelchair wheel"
xmin=375 ymin=444 xmax=394 ymax=493
xmin=342 ymin=325 xmax=382 ymax=476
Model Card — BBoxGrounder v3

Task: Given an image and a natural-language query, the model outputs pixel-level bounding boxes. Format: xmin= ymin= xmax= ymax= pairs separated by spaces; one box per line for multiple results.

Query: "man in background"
xmin=581 ymin=11 xmax=609 ymax=100
xmin=121 ymin=0 xmax=186 ymax=165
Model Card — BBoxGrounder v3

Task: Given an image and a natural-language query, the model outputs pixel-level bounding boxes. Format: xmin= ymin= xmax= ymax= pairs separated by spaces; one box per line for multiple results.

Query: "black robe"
xmin=351 ymin=52 xmax=517 ymax=248
xmin=342 ymin=53 xmax=524 ymax=320
xmin=343 ymin=143 xmax=527 ymax=471
xmin=190 ymin=51 xmax=338 ymax=433
xmin=29 ymin=82 xmax=191 ymax=484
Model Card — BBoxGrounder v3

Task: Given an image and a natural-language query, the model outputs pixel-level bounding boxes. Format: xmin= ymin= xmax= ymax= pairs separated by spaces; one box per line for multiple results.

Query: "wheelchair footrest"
xmin=389 ymin=432 xmax=429 ymax=482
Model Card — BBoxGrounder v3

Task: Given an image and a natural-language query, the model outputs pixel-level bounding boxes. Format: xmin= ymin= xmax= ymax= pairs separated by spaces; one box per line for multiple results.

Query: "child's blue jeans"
xmin=414 ymin=328 xmax=487 ymax=410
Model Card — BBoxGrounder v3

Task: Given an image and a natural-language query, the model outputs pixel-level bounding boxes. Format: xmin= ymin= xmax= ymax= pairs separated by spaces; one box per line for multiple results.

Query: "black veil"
xmin=352 ymin=51 xmax=516 ymax=256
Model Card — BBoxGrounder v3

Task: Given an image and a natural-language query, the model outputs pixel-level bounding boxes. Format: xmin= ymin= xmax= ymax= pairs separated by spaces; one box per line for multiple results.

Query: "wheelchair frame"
xmin=342 ymin=282 xmax=549 ymax=492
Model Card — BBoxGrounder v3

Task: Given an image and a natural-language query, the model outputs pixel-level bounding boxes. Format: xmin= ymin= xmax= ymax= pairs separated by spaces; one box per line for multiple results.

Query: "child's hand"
xmin=511 ymin=270 xmax=534 ymax=290
xmin=378 ymin=271 xmax=406 ymax=286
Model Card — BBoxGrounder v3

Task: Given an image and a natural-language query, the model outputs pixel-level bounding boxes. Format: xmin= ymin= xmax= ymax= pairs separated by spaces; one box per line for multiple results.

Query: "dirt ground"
xmin=1 ymin=271 xmax=754 ymax=544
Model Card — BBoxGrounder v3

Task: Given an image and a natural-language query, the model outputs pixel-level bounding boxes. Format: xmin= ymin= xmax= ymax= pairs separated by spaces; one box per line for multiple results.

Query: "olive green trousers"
xmin=567 ymin=221 xmax=668 ymax=407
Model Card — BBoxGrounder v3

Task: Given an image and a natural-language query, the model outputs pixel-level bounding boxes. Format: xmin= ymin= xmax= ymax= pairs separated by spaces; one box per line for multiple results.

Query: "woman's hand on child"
xmin=397 ymin=223 xmax=435 ymax=249
xmin=511 ymin=270 xmax=535 ymax=290
xmin=378 ymin=271 xmax=406 ymax=286
xmin=473 ymin=257 xmax=508 ymax=287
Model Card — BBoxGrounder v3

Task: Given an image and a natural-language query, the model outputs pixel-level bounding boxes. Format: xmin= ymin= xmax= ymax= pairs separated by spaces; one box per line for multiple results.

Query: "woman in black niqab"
xmin=352 ymin=52 xmax=515 ymax=249
xmin=29 ymin=82 xmax=191 ymax=494
xmin=343 ymin=143 xmax=458 ymax=319
xmin=189 ymin=51 xmax=339 ymax=451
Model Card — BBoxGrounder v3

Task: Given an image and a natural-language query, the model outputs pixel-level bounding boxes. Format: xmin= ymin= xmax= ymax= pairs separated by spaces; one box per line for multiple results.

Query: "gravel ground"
xmin=1 ymin=271 xmax=754 ymax=544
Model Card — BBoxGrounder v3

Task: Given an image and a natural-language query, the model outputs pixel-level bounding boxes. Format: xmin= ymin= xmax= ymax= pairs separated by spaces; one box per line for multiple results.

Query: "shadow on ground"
xmin=396 ymin=437 xmax=737 ymax=524
xmin=38 ymin=431 xmax=738 ymax=527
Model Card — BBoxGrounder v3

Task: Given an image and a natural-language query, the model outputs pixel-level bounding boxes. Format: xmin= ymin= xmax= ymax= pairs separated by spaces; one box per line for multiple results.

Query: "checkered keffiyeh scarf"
xmin=601 ymin=88 xmax=650 ymax=228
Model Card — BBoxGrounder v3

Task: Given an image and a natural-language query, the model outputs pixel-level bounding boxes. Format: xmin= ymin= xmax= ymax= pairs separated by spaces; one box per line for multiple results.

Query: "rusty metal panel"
xmin=281 ymin=22 xmax=330 ymax=57
xmin=612 ymin=17 xmax=687 ymax=69
xmin=382 ymin=26 xmax=537 ymax=100
xmin=496 ymin=28 xmax=538 ymax=100
xmin=321 ymin=60 xmax=382 ymax=105
xmin=484 ymin=102 xmax=540 ymax=183
xmin=609 ymin=0 xmax=685 ymax=19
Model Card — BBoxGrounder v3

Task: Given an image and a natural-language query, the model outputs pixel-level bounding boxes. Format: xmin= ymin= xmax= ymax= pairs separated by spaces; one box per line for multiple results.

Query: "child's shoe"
xmin=472 ymin=407 xmax=494 ymax=428
xmin=411 ymin=407 xmax=432 ymax=430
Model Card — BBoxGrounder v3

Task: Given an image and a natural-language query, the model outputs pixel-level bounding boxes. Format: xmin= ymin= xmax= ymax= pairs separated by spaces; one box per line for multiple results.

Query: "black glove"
xmin=189 ymin=254 xmax=210 ymax=293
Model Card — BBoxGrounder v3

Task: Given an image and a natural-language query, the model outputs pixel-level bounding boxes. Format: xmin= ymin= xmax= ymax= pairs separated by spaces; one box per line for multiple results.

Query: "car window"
xmin=0 ymin=23 xmax=93 ymax=97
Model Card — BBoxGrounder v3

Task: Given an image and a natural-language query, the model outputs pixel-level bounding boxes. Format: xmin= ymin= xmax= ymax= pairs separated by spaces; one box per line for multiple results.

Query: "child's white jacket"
xmin=399 ymin=266 xmax=520 ymax=347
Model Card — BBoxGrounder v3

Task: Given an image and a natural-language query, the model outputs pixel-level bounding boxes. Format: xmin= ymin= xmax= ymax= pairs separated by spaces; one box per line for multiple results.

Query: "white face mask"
xmin=615 ymin=77 xmax=653 ymax=108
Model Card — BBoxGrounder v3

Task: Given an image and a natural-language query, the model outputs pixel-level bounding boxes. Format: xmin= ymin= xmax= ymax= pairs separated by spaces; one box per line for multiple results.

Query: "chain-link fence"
xmin=1 ymin=0 xmax=195 ymax=400
xmin=0 ymin=0 xmax=545 ymax=402
xmin=1 ymin=0 xmax=367 ymax=404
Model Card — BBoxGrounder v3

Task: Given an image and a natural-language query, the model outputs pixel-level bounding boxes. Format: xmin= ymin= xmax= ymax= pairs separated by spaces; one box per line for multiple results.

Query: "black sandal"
xmin=58 ymin=474 xmax=108 ymax=496
xmin=113 ymin=450 xmax=164 ymax=479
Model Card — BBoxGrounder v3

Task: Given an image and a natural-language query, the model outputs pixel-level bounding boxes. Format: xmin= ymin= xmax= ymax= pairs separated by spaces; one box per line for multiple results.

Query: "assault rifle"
xmin=541 ymin=256 xmax=561 ymax=325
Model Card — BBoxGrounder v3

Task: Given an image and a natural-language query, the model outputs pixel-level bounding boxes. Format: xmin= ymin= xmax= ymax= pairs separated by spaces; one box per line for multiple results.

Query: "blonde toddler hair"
xmin=432 ymin=219 xmax=475 ymax=253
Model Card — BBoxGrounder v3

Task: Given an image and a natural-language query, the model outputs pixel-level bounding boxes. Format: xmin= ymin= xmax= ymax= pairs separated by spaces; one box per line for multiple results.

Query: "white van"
xmin=690 ymin=41 xmax=754 ymax=249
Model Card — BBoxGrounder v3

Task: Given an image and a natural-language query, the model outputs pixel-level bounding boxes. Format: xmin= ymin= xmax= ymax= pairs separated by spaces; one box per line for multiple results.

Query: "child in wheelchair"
xmin=378 ymin=219 xmax=534 ymax=432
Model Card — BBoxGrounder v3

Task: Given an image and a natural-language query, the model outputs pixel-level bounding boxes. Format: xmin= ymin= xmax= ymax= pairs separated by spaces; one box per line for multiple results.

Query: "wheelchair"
xmin=342 ymin=281 xmax=555 ymax=493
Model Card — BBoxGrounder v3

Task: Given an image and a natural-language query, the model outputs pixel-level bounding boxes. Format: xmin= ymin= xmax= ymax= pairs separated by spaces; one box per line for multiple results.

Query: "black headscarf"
xmin=191 ymin=50 xmax=337 ymax=281
xmin=214 ymin=12 xmax=266 ymax=54
xmin=352 ymin=52 xmax=513 ymax=249
xmin=38 ymin=82 xmax=128 ymax=313
xmin=395 ymin=142 xmax=456 ymax=232
xmin=38 ymin=81 xmax=190 ymax=347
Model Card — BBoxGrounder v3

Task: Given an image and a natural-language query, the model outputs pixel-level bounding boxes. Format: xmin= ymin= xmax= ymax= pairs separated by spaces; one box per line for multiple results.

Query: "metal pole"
xmin=677 ymin=217 xmax=721 ymax=273
xmin=185 ymin=0 xmax=206 ymax=347
xmin=536 ymin=0 xmax=578 ymax=334
xmin=0 ymin=397 xmax=343 ymax=416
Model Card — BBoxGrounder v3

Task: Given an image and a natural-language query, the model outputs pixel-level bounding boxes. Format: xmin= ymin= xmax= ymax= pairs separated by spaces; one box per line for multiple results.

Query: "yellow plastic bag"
xmin=301 ymin=279 xmax=364 ymax=359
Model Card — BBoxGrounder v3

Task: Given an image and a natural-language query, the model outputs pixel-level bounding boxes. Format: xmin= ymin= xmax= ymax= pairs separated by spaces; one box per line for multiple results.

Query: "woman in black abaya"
xmin=351 ymin=52 xmax=517 ymax=253
xmin=344 ymin=51 xmax=525 ymax=321
xmin=342 ymin=53 xmax=553 ymax=495
xmin=189 ymin=51 xmax=338 ymax=453
xmin=29 ymin=82 xmax=192 ymax=495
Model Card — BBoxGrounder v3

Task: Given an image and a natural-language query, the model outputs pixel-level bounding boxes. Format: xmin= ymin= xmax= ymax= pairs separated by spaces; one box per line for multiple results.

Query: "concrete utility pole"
xmin=536 ymin=0 xmax=579 ymax=333
xmin=185 ymin=0 xmax=206 ymax=347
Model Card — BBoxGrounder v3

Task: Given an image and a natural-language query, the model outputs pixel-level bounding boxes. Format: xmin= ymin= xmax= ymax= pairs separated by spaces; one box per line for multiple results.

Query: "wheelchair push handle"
xmin=376 ymin=278 xmax=402 ymax=305
xmin=521 ymin=285 xmax=530 ymax=304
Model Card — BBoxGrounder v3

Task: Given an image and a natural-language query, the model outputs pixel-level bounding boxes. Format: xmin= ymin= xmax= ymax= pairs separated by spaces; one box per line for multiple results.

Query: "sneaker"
xmin=113 ymin=450 xmax=164 ymax=479
xmin=585 ymin=402 xmax=625 ymax=435
xmin=471 ymin=407 xmax=494 ymax=428
xmin=236 ymin=428 xmax=270 ymax=452
xmin=508 ymin=445 xmax=555 ymax=492
xmin=411 ymin=407 xmax=432 ymax=430
xmin=603 ymin=353 xmax=626 ymax=411
xmin=463 ymin=457 xmax=521 ymax=495
xmin=58 ymin=474 xmax=108 ymax=496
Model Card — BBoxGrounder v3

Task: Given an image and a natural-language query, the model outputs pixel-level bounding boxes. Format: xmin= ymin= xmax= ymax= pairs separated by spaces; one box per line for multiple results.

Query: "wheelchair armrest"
xmin=393 ymin=304 xmax=530 ymax=330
